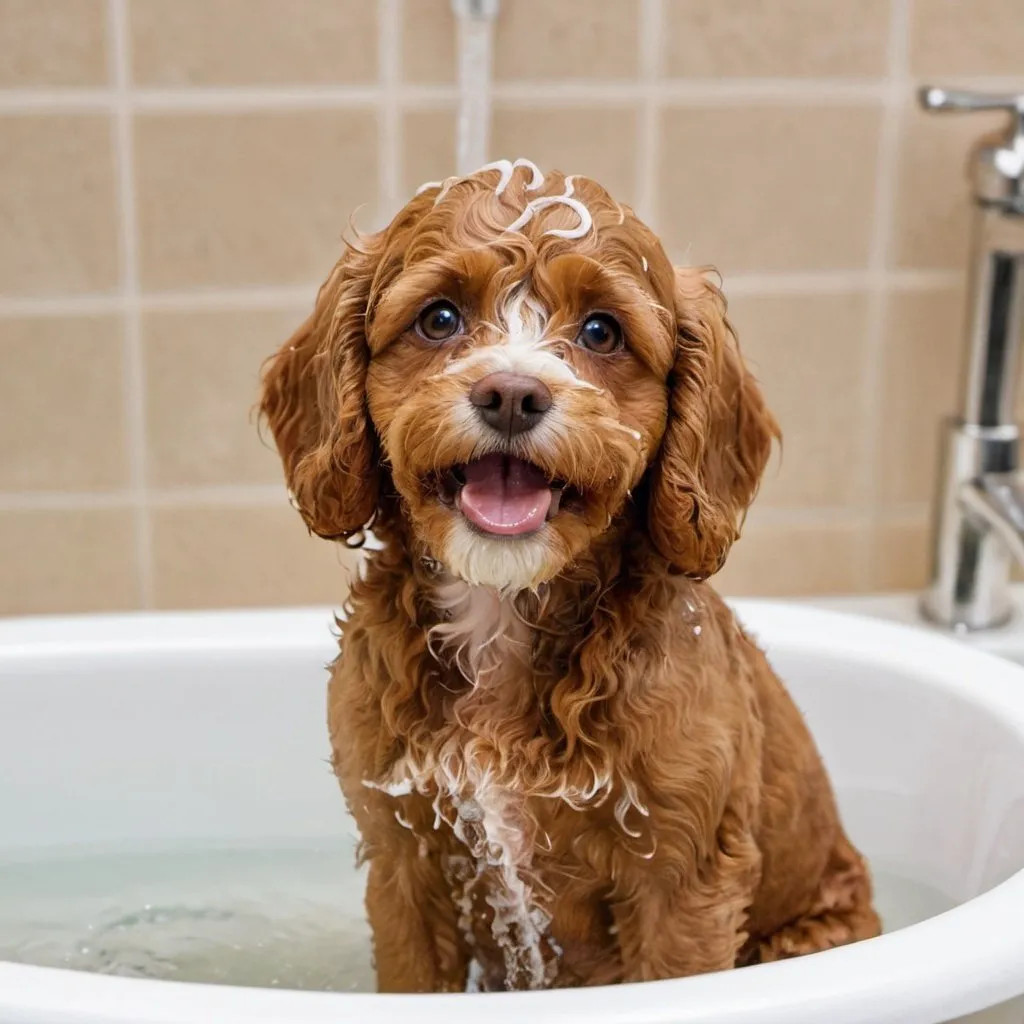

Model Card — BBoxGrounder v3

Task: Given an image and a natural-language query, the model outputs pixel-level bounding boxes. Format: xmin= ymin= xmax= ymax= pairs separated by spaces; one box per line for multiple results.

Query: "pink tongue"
xmin=457 ymin=454 xmax=552 ymax=536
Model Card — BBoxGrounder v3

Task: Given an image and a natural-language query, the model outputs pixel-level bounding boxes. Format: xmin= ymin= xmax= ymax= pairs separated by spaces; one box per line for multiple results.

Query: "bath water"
xmin=0 ymin=843 xmax=1017 ymax=1020
xmin=0 ymin=844 xmax=374 ymax=991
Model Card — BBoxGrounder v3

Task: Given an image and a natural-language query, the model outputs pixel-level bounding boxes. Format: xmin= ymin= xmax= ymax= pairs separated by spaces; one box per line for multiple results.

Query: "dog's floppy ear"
xmin=259 ymin=240 xmax=382 ymax=541
xmin=647 ymin=267 xmax=778 ymax=579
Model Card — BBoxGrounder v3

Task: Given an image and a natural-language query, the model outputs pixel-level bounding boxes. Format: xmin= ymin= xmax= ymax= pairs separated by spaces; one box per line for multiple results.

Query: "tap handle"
xmin=919 ymin=85 xmax=1024 ymax=215
xmin=919 ymin=85 xmax=1024 ymax=116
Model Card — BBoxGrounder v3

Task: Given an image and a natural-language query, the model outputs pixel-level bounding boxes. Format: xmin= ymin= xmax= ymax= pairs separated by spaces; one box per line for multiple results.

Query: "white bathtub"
xmin=2 ymin=601 xmax=1024 ymax=1024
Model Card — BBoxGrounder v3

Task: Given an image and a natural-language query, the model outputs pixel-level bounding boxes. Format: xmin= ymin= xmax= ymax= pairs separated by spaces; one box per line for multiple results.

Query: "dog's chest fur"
xmin=429 ymin=577 xmax=528 ymax=683
xmin=420 ymin=579 xmax=555 ymax=990
xmin=372 ymin=577 xmax=653 ymax=990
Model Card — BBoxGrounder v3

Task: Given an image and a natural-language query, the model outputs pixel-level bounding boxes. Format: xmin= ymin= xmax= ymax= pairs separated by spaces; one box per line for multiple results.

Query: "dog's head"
xmin=260 ymin=160 xmax=777 ymax=592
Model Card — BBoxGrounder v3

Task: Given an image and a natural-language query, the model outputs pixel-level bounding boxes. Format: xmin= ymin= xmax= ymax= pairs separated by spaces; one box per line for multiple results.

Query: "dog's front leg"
xmin=362 ymin=816 xmax=470 ymax=994
xmin=610 ymin=826 xmax=761 ymax=982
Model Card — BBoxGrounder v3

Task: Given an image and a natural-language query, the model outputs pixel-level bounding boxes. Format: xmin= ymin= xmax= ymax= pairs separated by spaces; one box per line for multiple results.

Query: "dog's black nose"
xmin=469 ymin=372 xmax=553 ymax=436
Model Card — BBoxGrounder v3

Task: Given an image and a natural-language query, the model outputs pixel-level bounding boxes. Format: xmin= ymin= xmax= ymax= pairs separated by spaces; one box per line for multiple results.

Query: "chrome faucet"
xmin=920 ymin=86 xmax=1024 ymax=630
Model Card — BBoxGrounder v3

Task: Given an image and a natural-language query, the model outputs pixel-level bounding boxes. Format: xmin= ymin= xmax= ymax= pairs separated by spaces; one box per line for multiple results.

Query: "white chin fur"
xmin=442 ymin=517 xmax=553 ymax=592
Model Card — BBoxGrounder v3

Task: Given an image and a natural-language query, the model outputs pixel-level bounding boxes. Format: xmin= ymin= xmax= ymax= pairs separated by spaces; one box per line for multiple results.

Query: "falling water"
xmin=452 ymin=0 xmax=499 ymax=175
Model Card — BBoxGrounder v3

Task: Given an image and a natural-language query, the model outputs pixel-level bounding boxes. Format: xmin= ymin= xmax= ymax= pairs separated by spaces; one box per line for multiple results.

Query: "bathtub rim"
xmin=1 ymin=600 xmax=1024 ymax=1024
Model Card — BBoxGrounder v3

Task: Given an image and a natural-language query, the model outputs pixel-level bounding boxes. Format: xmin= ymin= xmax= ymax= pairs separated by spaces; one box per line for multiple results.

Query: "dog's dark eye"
xmin=415 ymin=300 xmax=462 ymax=342
xmin=577 ymin=314 xmax=623 ymax=354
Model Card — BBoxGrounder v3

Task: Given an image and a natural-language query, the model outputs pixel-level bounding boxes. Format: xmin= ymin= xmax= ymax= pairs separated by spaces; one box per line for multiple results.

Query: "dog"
xmin=259 ymin=159 xmax=880 ymax=993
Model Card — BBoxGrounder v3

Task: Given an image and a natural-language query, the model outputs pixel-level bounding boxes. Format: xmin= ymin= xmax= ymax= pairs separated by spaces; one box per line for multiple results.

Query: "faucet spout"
xmin=960 ymin=473 xmax=1024 ymax=568
xmin=921 ymin=423 xmax=1020 ymax=631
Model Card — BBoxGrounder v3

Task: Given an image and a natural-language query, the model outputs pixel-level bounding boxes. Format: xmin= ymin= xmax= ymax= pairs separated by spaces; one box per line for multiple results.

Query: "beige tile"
xmin=0 ymin=114 xmax=119 ymax=296
xmin=872 ymin=517 xmax=931 ymax=592
xmin=911 ymin=0 xmax=1024 ymax=76
xmin=400 ymin=0 xmax=455 ymax=83
xmin=727 ymin=291 xmax=871 ymax=509
xmin=0 ymin=508 xmax=139 ymax=615
xmin=0 ymin=0 xmax=108 ymax=87
xmin=144 ymin=307 xmax=306 ymax=487
xmin=151 ymin=505 xmax=361 ymax=609
xmin=492 ymin=105 xmax=639 ymax=207
xmin=891 ymin=103 xmax=1013 ymax=271
xmin=130 ymin=0 xmax=376 ymax=86
xmin=663 ymin=0 xmax=890 ymax=79
xmin=135 ymin=111 xmax=378 ymax=290
xmin=879 ymin=288 xmax=964 ymax=506
xmin=657 ymin=105 xmax=881 ymax=273
xmin=0 ymin=316 xmax=127 ymax=491
xmin=402 ymin=108 xmax=457 ymax=197
xmin=714 ymin=519 xmax=870 ymax=597
xmin=493 ymin=0 xmax=640 ymax=81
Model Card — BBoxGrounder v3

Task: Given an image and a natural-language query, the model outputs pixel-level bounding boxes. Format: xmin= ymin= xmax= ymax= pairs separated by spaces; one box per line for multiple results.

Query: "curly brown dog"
xmin=260 ymin=160 xmax=880 ymax=993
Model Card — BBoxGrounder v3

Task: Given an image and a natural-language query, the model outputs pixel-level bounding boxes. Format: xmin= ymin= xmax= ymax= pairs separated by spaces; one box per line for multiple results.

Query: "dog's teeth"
xmin=546 ymin=488 xmax=562 ymax=520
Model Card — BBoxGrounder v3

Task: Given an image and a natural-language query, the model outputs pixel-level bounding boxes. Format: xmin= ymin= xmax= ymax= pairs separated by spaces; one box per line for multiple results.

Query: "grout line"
xmin=3 ymin=75 xmax=1023 ymax=116
xmin=0 ymin=90 xmax=113 ymax=113
xmin=139 ymin=284 xmax=318 ymax=311
xmin=0 ymin=285 xmax=318 ymax=317
xmin=0 ymin=80 xmax=914 ymax=114
xmin=860 ymin=0 xmax=913 ymax=591
xmin=722 ymin=268 xmax=960 ymax=296
xmin=655 ymin=80 xmax=888 ymax=104
xmin=722 ymin=270 xmax=870 ymax=296
xmin=107 ymin=0 xmax=154 ymax=609
xmin=876 ymin=502 xmax=931 ymax=524
xmin=0 ymin=86 xmax=379 ymax=114
xmin=488 ymin=80 xmax=890 ymax=110
xmin=886 ymin=268 xmax=962 ymax=290
xmin=634 ymin=0 xmax=663 ymax=225
xmin=0 ymin=485 xmax=290 ymax=513
xmin=133 ymin=86 xmax=379 ymax=113
xmin=377 ymin=0 xmax=402 ymax=223
xmin=491 ymin=84 xmax=647 ymax=108
xmin=0 ymin=293 xmax=126 ymax=317
xmin=0 ymin=271 xmax=962 ymax=320
xmin=0 ymin=491 xmax=136 ymax=512
xmin=149 ymin=485 xmax=290 ymax=508
xmin=398 ymin=88 xmax=459 ymax=112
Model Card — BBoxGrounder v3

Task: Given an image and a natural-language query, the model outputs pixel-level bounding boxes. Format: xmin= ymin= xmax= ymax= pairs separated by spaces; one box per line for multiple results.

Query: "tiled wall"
xmin=2 ymin=0 xmax=1024 ymax=615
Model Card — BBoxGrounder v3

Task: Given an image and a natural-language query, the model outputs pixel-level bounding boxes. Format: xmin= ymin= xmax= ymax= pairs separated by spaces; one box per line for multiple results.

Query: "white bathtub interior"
xmin=3 ymin=603 xmax=1024 ymax=1023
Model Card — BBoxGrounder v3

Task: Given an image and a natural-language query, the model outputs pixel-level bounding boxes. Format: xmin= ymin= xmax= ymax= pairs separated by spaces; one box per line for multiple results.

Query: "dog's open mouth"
xmin=434 ymin=454 xmax=575 ymax=537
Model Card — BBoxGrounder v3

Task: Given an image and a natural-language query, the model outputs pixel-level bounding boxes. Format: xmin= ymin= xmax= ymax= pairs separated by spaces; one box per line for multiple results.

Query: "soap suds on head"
xmin=504 ymin=181 xmax=594 ymax=240
xmin=513 ymin=158 xmax=545 ymax=192
xmin=481 ymin=157 xmax=544 ymax=196
xmin=413 ymin=160 xmax=594 ymax=242
xmin=415 ymin=157 xmax=544 ymax=204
